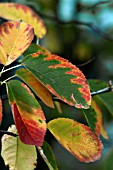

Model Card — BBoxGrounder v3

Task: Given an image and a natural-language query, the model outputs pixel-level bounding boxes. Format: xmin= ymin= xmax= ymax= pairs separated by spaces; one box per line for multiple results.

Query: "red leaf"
xmin=7 ymin=80 xmax=47 ymax=146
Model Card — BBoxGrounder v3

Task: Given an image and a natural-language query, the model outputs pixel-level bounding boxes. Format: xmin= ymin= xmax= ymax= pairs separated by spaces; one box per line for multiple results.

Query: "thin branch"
xmin=0 ymin=130 xmax=18 ymax=137
xmin=78 ymin=0 xmax=111 ymax=12
xmin=35 ymin=9 xmax=113 ymax=41
xmin=91 ymin=80 xmax=113 ymax=96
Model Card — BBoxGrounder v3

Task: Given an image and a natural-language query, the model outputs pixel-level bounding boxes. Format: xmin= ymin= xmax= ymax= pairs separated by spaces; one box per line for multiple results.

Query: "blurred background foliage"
xmin=1 ymin=0 xmax=113 ymax=170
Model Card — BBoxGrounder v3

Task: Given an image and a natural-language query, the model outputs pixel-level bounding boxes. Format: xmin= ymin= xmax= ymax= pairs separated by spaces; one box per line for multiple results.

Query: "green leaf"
xmin=1 ymin=125 xmax=37 ymax=170
xmin=0 ymin=21 xmax=34 ymax=66
xmin=48 ymin=118 xmax=103 ymax=163
xmin=38 ymin=141 xmax=58 ymax=170
xmin=0 ymin=3 xmax=46 ymax=38
xmin=22 ymin=52 xmax=91 ymax=109
xmin=83 ymin=107 xmax=97 ymax=132
xmin=7 ymin=80 xmax=47 ymax=146
xmin=16 ymin=68 xmax=54 ymax=108
xmin=23 ymin=44 xmax=50 ymax=57
xmin=88 ymin=79 xmax=113 ymax=116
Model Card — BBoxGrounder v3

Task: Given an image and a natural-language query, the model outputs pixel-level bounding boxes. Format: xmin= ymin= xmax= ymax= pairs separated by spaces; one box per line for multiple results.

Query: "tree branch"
xmin=78 ymin=0 xmax=111 ymax=12
xmin=0 ymin=130 xmax=18 ymax=137
xmin=35 ymin=9 xmax=113 ymax=41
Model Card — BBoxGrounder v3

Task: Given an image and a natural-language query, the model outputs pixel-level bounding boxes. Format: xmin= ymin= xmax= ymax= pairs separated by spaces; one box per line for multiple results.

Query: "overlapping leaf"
xmin=7 ymin=80 xmax=46 ymax=146
xmin=38 ymin=141 xmax=58 ymax=170
xmin=0 ymin=21 xmax=34 ymax=66
xmin=23 ymin=44 xmax=50 ymax=56
xmin=16 ymin=68 xmax=54 ymax=108
xmin=83 ymin=99 xmax=108 ymax=139
xmin=1 ymin=125 xmax=37 ymax=170
xmin=0 ymin=3 xmax=46 ymax=38
xmin=48 ymin=118 xmax=103 ymax=163
xmin=22 ymin=52 xmax=91 ymax=109
xmin=0 ymin=99 xmax=2 ymax=124
xmin=88 ymin=79 xmax=113 ymax=116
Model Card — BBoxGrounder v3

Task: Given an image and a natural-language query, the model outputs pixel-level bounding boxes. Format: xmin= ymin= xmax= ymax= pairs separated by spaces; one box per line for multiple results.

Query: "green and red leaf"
xmin=0 ymin=21 xmax=34 ymax=66
xmin=7 ymin=80 xmax=46 ymax=146
xmin=48 ymin=118 xmax=103 ymax=163
xmin=0 ymin=99 xmax=3 ymax=124
xmin=22 ymin=52 xmax=91 ymax=109
xmin=16 ymin=68 xmax=54 ymax=108
xmin=0 ymin=3 xmax=46 ymax=38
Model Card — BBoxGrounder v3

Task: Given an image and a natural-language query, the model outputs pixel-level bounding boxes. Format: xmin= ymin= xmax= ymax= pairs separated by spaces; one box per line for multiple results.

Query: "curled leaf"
xmin=7 ymin=80 xmax=46 ymax=146
xmin=22 ymin=52 xmax=91 ymax=109
xmin=48 ymin=118 xmax=103 ymax=163
xmin=0 ymin=21 xmax=34 ymax=66
xmin=0 ymin=3 xmax=46 ymax=38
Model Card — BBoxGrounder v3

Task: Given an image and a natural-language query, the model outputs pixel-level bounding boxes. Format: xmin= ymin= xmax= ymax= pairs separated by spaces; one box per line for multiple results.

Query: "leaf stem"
xmin=1 ymin=64 xmax=21 ymax=74
xmin=1 ymin=75 xmax=16 ymax=85
xmin=0 ymin=130 xmax=18 ymax=137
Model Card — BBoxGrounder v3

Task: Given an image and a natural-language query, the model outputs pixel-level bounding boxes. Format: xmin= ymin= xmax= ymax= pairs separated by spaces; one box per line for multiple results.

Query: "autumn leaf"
xmin=91 ymin=99 xmax=108 ymax=139
xmin=48 ymin=118 xmax=103 ymax=163
xmin=7 ymin=80 xmax=46 ymax=146
xmin=1 ymin=125 xmax=37 ymax=170
xmin=16 ymin=68 xmax=54 ymax=108
xmin=0 ymin=99 xmax=2 ymax=124
xmin=0 ymin=3 xmax=46 ymax=38
xmin=22 ymin=52 xmax=91 ymax=109
xmin=0 ymin=21 xmax=34 ymax=66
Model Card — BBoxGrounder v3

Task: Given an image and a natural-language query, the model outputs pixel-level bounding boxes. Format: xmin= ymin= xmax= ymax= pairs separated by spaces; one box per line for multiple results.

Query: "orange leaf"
xmin=48 ymin=118 xmax=103 ymax=163
xmin=0 ymin=3 xmax=46 ymax=38
xmin=91 ymin=99 xmax=108 ymax=139
xmin=7 ymin=80 xmax=46 ymax=146
xmin=0 ymin=99 xmax=3 ymax=124
xmin=0 ymin=21 xmax=34 ymax=66
xmin=16 ymin=68 xmax=54 ymax=108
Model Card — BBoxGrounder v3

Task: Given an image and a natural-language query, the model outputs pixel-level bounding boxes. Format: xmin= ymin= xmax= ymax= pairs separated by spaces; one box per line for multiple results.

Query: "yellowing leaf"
xmin=22 ymin=52 xmax=91 ymax=109
xmin=0 ymin=21 xmax=34 ymax=66
xmin=1 ymin=125 xmax=37 ymax=170
xmin=48 ymin=118 xmax=103 ymax=163
xmin=16 ymin=68 xmax=54 ymax=108
xmin=0 ymin=99 xmax=2 ymax=124
xmin=0 ymin=3 xmax=46 ymax=38
xmin=7 ymin=80 xmax=47 ymax=146
xmin=91 ymin=99 xmax=108 ymax=139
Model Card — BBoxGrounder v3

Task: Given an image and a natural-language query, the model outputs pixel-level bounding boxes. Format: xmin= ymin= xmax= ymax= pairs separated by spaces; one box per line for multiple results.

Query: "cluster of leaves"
xmin=0 ymin=2 xmax=113 ymax=170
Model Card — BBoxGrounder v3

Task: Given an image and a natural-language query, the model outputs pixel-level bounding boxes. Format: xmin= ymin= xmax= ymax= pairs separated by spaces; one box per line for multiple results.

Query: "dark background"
xmin=1 ymin=0 xmax=113 ymax=170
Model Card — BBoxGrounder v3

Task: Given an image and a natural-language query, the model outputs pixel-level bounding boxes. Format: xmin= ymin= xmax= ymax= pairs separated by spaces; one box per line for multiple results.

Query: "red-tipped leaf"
xmin=48 ymin=118 xmax=103 ymax=163
xmin=7 ymin=80 xmax=46 ymax=146
xmin=22 ymin=52 xmax=91 ymax=109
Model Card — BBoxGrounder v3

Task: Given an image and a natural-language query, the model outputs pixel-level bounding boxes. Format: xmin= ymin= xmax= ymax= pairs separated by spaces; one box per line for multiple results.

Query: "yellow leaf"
xmin=91 ymin=99 xmax=108 ymax=139
xmin=0 ymin=21 xmax=34 ymax=66
xmin=0 ymin=3 xmax=46 ymax=38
